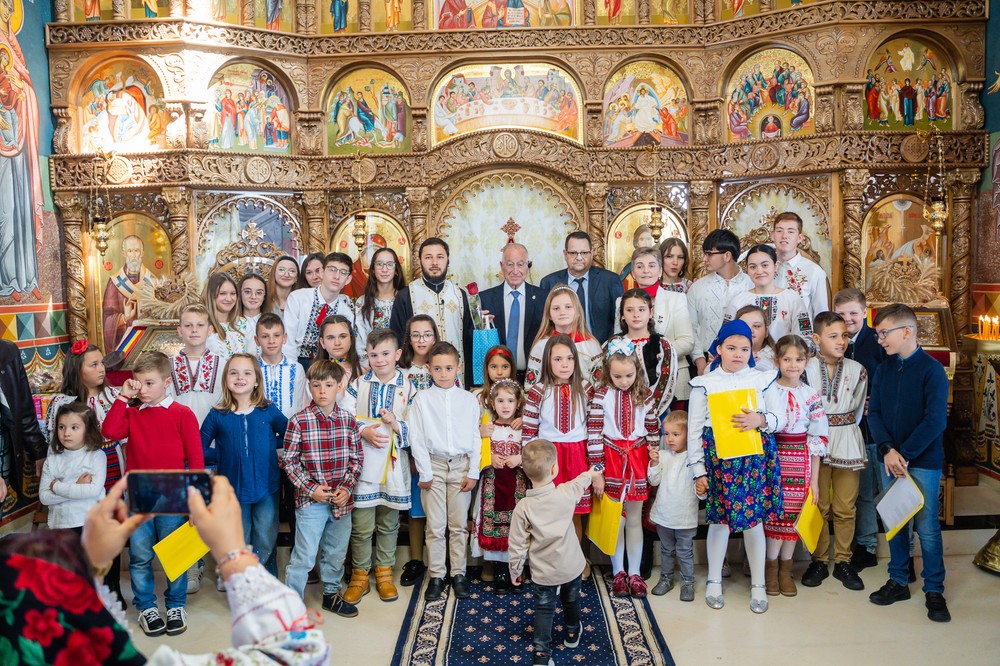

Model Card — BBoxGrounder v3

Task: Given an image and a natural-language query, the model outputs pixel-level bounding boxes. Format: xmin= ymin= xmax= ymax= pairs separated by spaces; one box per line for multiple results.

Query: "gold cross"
xmin=501 ymin=217 xmax=521 ymax=243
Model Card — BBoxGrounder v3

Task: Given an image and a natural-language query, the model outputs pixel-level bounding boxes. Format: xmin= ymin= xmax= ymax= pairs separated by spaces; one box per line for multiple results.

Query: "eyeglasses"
xmin=327 ymin=267 xmax=351 ymax=277
xmin=876 ymin=325 xmax=912 ymax=340
xmin=410 ymin=332 xmax=435 ymax=341
xmin=703 ymin=250 xmax=725 ymax=257
xmin=566 ymin=251 xmax=592 ymax=258
xmin=374 ymin=261 xmax=396 ymax=269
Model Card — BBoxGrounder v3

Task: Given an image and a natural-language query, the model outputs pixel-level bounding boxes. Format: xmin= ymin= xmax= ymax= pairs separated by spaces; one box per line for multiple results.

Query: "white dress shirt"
xmin=408 ymin=384 xmax=482 ymax=483
xmin=504 ymin=282 xmax=527 ymax=370
xmin=282 ymin=287 xmax=356 ymax=359
xmin=775 ymin=252 xmax=830 ymax=320
xmin=687 ymin=270 xmax=755 ymax=359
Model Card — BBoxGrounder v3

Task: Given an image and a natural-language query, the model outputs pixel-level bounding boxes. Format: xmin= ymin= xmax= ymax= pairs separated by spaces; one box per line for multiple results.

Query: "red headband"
xmin=485 ymin=346 xmax=513 ymax=364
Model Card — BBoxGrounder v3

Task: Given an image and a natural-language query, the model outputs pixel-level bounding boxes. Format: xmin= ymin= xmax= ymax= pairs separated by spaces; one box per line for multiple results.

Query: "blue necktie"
xmin=508 ymin=290 xmax=521 ymax=365
xmin=574 ymin=277 xmax=588 ymax=325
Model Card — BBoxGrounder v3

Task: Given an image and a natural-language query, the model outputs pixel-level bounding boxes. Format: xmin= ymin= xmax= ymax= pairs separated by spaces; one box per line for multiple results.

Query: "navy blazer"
xmin=846 ymin=321 xmax=887 ymax=443
xmin=479 ymin=282 xmax=548 ymax=355
xmin=540 ymin=267 xmax=624 ymax=343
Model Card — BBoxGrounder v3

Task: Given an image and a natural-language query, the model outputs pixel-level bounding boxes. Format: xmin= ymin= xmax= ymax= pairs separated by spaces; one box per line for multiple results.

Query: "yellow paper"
xmin=480 ymin=413 xmax=492 ymax=470
xmin=707 ymin=389 xmax=763 ymax=459
xmin=153 ymin=521 xmax=210 ymax=582
xmin=586 ymin=493 xmax=624 ymax=556
xmin=795 ymin=488 xmax=825 ymax=554
xmin=878 ymin=473 xmax=925 ymax=541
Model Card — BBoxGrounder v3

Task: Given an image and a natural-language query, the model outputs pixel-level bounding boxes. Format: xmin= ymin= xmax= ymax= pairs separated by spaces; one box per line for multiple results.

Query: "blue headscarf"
xmin=708 ymin=319 xmax=756 ymax=371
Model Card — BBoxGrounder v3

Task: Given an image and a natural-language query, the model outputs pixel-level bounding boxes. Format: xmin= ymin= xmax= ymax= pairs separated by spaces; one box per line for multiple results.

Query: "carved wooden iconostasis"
xmin=44 ymin=2 xmax=992 ymax=435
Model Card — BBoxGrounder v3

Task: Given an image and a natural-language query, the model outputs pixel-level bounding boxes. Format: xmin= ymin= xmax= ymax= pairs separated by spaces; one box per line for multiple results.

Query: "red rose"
xmin=466 ymin=282 xmax=479 ymax=296
xmin=70 ymin=339 xmax=90 ymax=355
xmin=9 ymin=554 xmax=105 ymax=615
xmin=53 ymin=628 xmax=113 ymax=666
xmin=23 ymin=608 xmax=63 ymax=647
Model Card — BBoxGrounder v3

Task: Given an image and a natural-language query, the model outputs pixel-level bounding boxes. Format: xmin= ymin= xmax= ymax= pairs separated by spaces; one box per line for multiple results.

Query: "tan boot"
xmin=778 ymin=559 xmax=797 ymax=597
xmin=374 ymin=565 xmax=398 ymax=602
xmin=765 ymin=559 xmax=780 ymax=596
xmin=341 ymin=568 xmax=370 ymax=604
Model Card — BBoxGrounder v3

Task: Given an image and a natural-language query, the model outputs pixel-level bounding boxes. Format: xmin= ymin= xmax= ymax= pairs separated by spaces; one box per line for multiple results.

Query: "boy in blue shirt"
xmin=867 ymin=303 xmax=950 ymax=622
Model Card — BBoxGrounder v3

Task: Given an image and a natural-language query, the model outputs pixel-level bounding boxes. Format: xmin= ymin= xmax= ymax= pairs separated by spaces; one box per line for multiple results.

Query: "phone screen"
xmin=127 ymin=471 xmax=212 ymax=515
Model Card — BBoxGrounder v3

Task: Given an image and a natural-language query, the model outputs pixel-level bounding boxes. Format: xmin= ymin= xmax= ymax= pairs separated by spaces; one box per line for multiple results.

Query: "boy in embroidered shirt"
xmin=508 ymin=439 xmax=603 ymax=666
xmin=339 ymin=328 xmax=417 ymax=605
xmin=169 ymin=303 xmax=223 ymax=425
xmin=101 ymin=351 xmax=203 ymax=638
xmin=408 ymin=342 xmax=481 ymax=602
xmin=771 ymin=211 xmax=831 ymax=320
xmin=256 ymin=312 xmax=307 ymax=419
xmin=281 ymin=360 xmax=363 ymax=618
xmin=283 ymin=252 xmax=357 ymax=369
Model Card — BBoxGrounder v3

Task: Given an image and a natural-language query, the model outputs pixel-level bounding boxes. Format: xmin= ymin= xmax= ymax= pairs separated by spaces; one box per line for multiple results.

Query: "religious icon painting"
xmin=327 ymin=69 xmax=412 ymax=154
xmin=321 ymin=0 xmax=359 ymax=33
xmin=206 ymin=0 xmax=240 ymax=23
xmin=78 ymin=58 xmax=166 ymax=152
xmin=374 ymin=0 xmax=412 ymax=31
xmin=725 ymin=47 xmax=815 ymax=142
xmin=605 ymin=203 xmax=687 ymax=275
xmin=862 ymin=195 xmax=939 ymax=305
xmin=330 ymin=211 xmax=411 ymax=299
xmin=720 ymin=0 xmax=759 ymax=20
xmin=432 ymin=0 xmax=576 ymax=30
xmin=430 ymin=63 xmax=583 ymax=146
xmin=254 ymin=0 xmax=295 ymax=31
xmin=129 ymin=0 xmax=165 ymax=18
xmin=651 ymin=0 xmax=689 ymax=24
xmin=76 ymin=0 xmax=105 ymax=20
xmin=774 ymin=0 xmax=811 ymax=7
xmin=862 ymin=37 xmax=954 ymax=132
xmin=597 ymin=0 xmax=634 ymax=25
xmin=206 ymin=63 xmax=293 ymax=154
xmin=603 ymin=61 xmax=690 ymax=148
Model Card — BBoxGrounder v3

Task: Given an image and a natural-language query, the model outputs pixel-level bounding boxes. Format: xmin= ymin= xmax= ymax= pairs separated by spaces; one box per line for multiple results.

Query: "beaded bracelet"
xmin=217 ymin=545 xmax=257 ymax=570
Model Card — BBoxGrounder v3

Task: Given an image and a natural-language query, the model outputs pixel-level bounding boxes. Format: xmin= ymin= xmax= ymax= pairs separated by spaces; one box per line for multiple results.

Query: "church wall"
xmin=974 ymin=0 xmax=1000 ymax=312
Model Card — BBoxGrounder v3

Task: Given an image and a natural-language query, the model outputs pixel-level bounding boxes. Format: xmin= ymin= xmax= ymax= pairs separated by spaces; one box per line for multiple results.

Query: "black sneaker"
xmin=322 ymin=592 xmax=359 ymax=617
xmin=564 ymin=623 xmax=582 ymax=648
xmin=801 ymin=561 xmax=829 ymax=587
xmin=452 ymin=573 xmax=471 ymax=599
xmin=494 ymin=571 xmax=511 ymax=595
xmin=424 ymin=576 xmax=447 ymax=601
xmin=533 ymin=653 xmax=555 ymax=666
xmin=138 ymin=607 xmax=166 ymax=637
xmin=869 ymin=579 xmax=911 ymax=606
xmin=850 ymin=545 xmax=878 ymax=571
xmin=908 ymin=557 xmax=918 ymax=583
xmin=925 ymin=592 xmax=951 ymax=622
xmin=833 ymin=562 xmax=865 ymax=591
xmin=165 ymin=607 xmax=187 ymax=636
xmin=400 ymin=560 xmax=426 ymax=587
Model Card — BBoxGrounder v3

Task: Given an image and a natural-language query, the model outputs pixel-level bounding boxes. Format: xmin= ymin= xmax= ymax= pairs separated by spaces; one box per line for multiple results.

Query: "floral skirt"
xmin=703 ymin=426 xmax=782 ymax=533
xmin=764 ymin=432 xmax=809 ymax=541
xmin=477 ymin=465 xmax=528 ymax=551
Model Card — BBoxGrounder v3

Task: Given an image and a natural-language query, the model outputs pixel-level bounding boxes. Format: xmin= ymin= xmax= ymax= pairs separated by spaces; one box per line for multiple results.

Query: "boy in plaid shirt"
xmin=281 ymin=359 xmax=364 ymax=617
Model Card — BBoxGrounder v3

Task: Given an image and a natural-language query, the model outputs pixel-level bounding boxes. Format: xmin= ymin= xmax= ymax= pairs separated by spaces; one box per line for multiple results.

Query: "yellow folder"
xmin=795 ymin=488 xmax=825 ymax=554
xmin=152 ymin=521 xmax=210 ymax=582
xmin=707 ymin=389 xmax=764 ymax=459
xmin=587 ymin=493 xmax=624 ymax=556
xmin=877 ymin=473 xmax=925 ymax=541
xmin=480 ymin=413 xmax=492 ymax=470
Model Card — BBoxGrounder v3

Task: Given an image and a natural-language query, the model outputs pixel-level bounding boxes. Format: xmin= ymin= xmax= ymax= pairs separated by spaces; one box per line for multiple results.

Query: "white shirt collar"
xmin=139 ymin=395 xmax=174 ymax=410
xmin=503 ymin=282 xmax=524 ymax=298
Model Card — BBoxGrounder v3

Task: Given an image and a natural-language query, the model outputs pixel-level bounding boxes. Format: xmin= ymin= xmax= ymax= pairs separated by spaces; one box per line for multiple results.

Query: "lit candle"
xmin=994 ymin=316 xmax=1000 ymax=340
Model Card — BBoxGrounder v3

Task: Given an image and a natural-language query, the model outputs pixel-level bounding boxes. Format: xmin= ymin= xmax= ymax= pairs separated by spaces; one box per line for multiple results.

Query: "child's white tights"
xmin=610 ymin=501 xmax=644 ymax=576
xmin=706 ymin=523 xmax=767 ymax=604
xmin=765 ymin=537 xmax=798 ymax=561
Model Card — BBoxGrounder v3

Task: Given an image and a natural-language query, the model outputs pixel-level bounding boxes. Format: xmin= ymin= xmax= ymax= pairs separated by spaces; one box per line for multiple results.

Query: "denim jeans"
xmin=533 ymin=574 xmax=582 ymax=658
xmin=883 ymin=466 xmax=945 ymax=594
xmin=129 ymin=515 xmax=188 ymax=611
xmin=241 ymin=491 xmax=280 ymax=576
xmin=854 ymin=443 xmax=884 ymax=552
xmin=285 ymin=502 xmax=352 ymax=598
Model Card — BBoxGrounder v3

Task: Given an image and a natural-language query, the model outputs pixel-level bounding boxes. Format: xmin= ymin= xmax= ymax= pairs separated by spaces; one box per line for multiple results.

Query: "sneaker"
xmin=564 ymin=623 xmax=582 ymax=648
xmin=400 ymin=560 xmax=426 ymax=587
xmin=800 ymin=561 xmax=829 ymax=588
xmin=869 ymin=579 xmax=911 ymax=606
xmin=611 ymin=571 xmax=630 ymax=597
xmin=138 ymin=607 xmax=166 ymax=637
xmin=322 ymin=592 xmax=359 ymax=618
xmin=925 ymin=592 xmax=951 ymax=622
xmin=850 ymin=545 xmax=878 ymax=571
xmin=308 ymin=565 xmax=321 ymax=585
xmin=186 ymin=561 xmax=204 ymax=594
xmin=533 ymin=654 xmax=555 ymax=666
xmin=679 ymin=580 xmax=695 ymax=602
xmin=832 ymin=562 xmax=865 ymax=591
xmin=165 ymin=607 xmax=187 ymax=636
xmin=651 ymin=574 xmax=674 ymax=596
xmin=629 ymin=574 xmax=648 ymax=598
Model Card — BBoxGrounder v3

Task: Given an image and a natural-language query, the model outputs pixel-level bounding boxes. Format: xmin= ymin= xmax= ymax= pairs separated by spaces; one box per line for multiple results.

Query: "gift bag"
xmin=472 ymin=327 xmax=501 ymax=386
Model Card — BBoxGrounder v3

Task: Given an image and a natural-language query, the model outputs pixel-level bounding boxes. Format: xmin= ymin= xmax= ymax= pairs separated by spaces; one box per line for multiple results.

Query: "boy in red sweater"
xmin=102 ymin=351 xmax=204 ymax=638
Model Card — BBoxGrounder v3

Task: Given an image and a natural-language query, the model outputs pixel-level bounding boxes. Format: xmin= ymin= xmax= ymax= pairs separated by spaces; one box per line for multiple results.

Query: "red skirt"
xmin=554 ymin=439 xmax=591 ymax=514
xmin=764 ymin=431 xmax=810 ymax=541
xmin=603 ymin=438 xmax=650 ymax=503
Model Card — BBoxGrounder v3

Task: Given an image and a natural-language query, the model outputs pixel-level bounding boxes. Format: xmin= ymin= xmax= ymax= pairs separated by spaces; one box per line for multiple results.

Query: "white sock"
xmin=625 ymin=502 xmax=644 ymax=576
xmin=765 ymin=537 xmax=782 ymax=561
xmin=744 ymin=524 xmax=767 ymax=602
xmin=706 ymin=524 xmax=730 ymax=597
xmin=780 ymin=539 xmax=797 ymax=560
xmin=611 ymin=517 xmax=627 ymax=574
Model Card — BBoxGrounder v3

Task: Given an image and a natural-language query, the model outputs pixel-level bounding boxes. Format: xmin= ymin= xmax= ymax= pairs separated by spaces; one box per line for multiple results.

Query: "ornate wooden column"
xmin=412 ymin=0 xmax=426 ymax=29
xmin=585 ymin=182 xmax=608 ymax=267
xmin=112 ymin=0 xmax=127 ymax=20
xmin=54 ymin=192 xmax=90 ymax=342
xmin=359 ymin=0 xmax=373 ymax=31
xmin=637 ymin=0 xmax=650 ymax=24
xmin=839 ymin=168 xmax=869 ymax=290
xmin=161 ymin=188 xmax=191 ymax=274
xmin=54 ymin=0 xmax=71 ymax=22
xmin=584 ymin=0 xmax=596 ymax=26
xmin=242 ymin=0 xmax=256 ymax=26
xmin=296 ymin=0 xmax=319 ymax=34
xmin=949 ymin=168 xmax=979 ymax=338
xmin=169 ymin=0 xmax=185 ymax=17
xmin=694 ymin=0 xmax=712 ymax=23
xmin=406 ymin=187 xmax=430 ymax=280
xmin=688 ymin=180 xmax=713 ymax=279
xmin=302 ymin=191 xmax=329 ymax=254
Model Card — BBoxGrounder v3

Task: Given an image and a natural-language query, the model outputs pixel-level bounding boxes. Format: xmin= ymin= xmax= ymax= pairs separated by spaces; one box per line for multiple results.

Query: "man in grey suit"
xmin=539 ymin=231 xmax=624 ymax=343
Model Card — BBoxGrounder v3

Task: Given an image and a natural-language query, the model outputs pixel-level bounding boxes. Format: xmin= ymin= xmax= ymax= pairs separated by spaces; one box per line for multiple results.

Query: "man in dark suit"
xmin=539 ymin=231 xmax=624 ymax=343
xmin=479 ymin=242 xmax=547 ymax=383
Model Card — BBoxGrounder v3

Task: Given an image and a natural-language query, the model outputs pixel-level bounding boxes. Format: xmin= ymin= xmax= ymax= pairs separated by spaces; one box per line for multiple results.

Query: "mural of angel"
xmin=863 ymin=38 xmax=953 ymax=131
xmin=327 ymin=71 xmax=411 ymax=153
xmin=603 ymin=61 xmax=688 ymax=147
xmin=80 ymin=62 xmax=165 ymax=152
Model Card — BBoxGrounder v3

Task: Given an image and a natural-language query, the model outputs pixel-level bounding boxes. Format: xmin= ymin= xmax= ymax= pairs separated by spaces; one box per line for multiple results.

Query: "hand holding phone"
xmin=127 ymin=471 xmax=212 ymax=515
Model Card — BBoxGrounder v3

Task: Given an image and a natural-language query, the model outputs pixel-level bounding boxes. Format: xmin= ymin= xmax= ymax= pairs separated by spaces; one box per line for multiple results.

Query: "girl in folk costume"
xmin=355 ymin=248 xmax=407 ymax=364
xmin=687 ymin=320 xmax=785 ymax=614
xmin=763 ymin=335 xmax=828 ymax=598
xmin=204 ymin=272 xmax=246 ymax=358
xmin=588 ymin=340 xmax=660 ymax=598
xmin=317 ymin=315 xmax=363 ymax=385
xmin=398 ymin=314 xmax=440 ymax=585
xmin=267 ymin=255 xmax=299 ymax=316
xmin=737 ymin=304 xmax=776 ymax=374
xmin=608 ymin=288 xmax=678 ymax=419
xmin=522 ymin=334 xmax=599 ymax=575
xmin=725 ymin=245 xmax=812 ymax=343
xmin=526 ymin=286 xmax=603 ymax=387
xmin=235 ymin=273 xmax=270 ymax=356
xmin=476 ymin=379 xmax=528 ymax=594
xmin=659 ymin=237 xmax=692 ymax=294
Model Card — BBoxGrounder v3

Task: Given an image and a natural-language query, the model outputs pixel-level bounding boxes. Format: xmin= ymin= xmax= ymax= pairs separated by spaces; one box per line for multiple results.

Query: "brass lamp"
xmin=648 ymin=144 xmax=664 ymax=242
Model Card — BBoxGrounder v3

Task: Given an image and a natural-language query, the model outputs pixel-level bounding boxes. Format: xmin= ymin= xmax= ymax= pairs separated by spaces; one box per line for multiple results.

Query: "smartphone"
xmin=127 ymin=471 xmax=212 ymax=515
